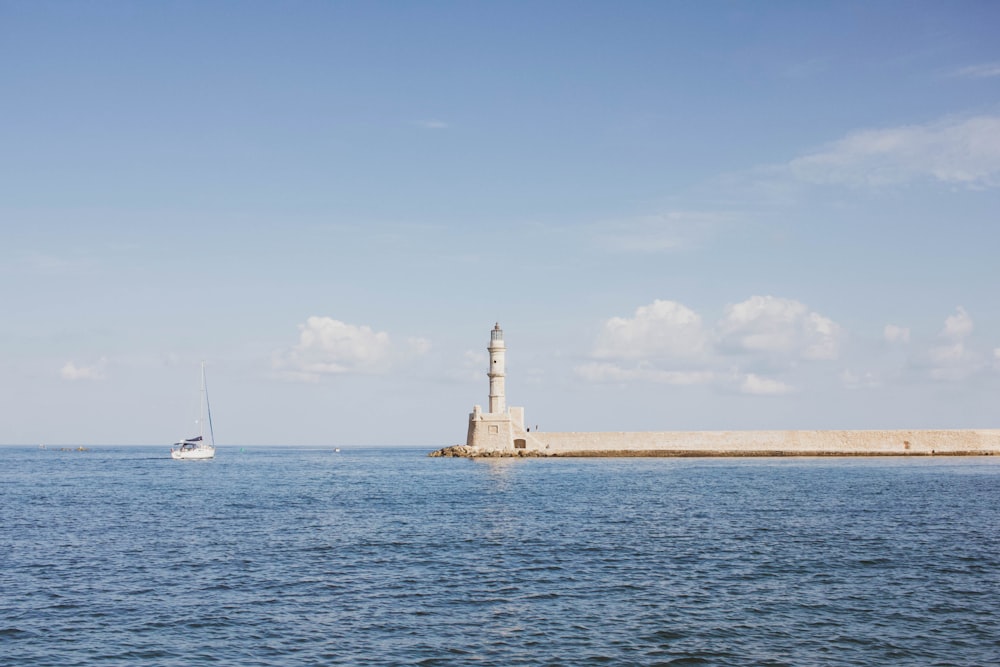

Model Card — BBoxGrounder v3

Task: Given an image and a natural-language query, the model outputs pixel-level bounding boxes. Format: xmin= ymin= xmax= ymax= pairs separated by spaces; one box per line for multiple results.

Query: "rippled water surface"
xmin=2 ymin=446 xmax=999 ymax=666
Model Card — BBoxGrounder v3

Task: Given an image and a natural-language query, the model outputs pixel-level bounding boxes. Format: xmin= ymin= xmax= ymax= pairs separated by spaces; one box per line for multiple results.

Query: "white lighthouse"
xmin=467 ymin=322 xmax=527 ymax=451
xmin=488 ymin=322 xmax=506 ymax=414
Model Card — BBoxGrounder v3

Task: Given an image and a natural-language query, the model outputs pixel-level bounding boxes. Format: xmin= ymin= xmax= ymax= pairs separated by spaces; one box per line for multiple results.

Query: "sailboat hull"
xmin=171 ymin=446 xmax=215 ymax=460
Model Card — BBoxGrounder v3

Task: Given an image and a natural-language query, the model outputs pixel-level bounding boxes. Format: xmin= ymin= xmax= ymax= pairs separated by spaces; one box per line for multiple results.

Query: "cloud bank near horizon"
xmin=576 ymin=298 xmax=998 ymax=395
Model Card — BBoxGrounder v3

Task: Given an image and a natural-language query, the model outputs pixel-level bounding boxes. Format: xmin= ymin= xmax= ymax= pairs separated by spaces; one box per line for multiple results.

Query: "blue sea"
xmin=2 ymin=446 xmax=999 ymax=666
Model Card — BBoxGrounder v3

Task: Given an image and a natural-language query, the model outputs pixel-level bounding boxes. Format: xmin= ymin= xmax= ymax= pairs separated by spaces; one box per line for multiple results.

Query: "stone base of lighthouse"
xmin=467 ymin=404 xmax=540 ymax=452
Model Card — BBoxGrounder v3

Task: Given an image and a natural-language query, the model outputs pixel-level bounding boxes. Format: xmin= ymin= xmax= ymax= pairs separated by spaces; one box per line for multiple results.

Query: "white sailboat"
xmin=171 ymin=362 xmax=216 ymax=460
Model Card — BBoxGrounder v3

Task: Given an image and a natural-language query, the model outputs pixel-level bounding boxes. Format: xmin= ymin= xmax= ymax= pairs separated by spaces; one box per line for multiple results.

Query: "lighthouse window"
xmin=489 ymin=425 xmax=499 ymax=434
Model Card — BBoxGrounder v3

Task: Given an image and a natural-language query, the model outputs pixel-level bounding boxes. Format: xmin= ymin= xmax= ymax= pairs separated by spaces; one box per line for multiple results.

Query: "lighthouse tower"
xmin=467 ymin=323 xmax=526 ymax=451
xmin=488 ymin=323 xmax=506 ymax=413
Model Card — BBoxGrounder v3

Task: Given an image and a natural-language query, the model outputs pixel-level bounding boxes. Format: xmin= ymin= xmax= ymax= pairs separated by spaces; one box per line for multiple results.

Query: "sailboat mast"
xmin=202 ymin=361 xmax=215 ymax=446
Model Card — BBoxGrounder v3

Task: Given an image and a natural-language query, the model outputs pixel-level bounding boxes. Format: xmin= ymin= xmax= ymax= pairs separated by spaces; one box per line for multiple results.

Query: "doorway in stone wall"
xmin=514 ymin=439 xmax=526 ymax=449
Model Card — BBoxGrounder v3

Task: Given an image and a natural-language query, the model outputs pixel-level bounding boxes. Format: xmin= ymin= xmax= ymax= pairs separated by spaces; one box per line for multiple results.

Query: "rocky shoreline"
xmin=429 ymin=445 xmax=546 ymax=458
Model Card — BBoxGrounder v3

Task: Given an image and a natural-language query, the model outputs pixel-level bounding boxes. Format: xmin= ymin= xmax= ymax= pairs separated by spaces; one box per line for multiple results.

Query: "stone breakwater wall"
xmin=431 ymin=428 xmax=1000 ymax=458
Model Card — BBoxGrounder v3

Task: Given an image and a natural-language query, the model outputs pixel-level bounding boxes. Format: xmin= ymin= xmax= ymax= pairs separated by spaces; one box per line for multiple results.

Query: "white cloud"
xmin=884 ymin=324 xmax=910 ymax=344
xmin=926 ymin=308 xmax=979 ymax=381
xmin=578 ymin=296 xmax=840 ymax=391
xmin=590 ymin=211 xmax=732 ymax=253
xmin=576 ymin=362 xmax=714 ymax=385
xmin=879 ymin=308 xmax=997 ymax=384
xmin=580 ymin=299 xmax=995 ymax=394
xmin=716 ymin=295 xmax=841 ymax=361
xmin=61 ymin=358 xmax=107 ymax=381
xmin=787 ymin=115 xmax=1000 ymax=189
xmin=951 ymin=63 xmax=1000 ymax=79
xmin=929 ymin=341 xmax=966 ymax=365
xmin=942 ymin=306 xmax=973 ymax=340
xmin=275 ymin=317 xmax=419 ymax=381
xmin=592 ymin=300 xmax=708 ymax=361
xmin=927 ymin=343 xmax=976 ymax=382
xmin=740 ymin=373 xmax=793 ymax=396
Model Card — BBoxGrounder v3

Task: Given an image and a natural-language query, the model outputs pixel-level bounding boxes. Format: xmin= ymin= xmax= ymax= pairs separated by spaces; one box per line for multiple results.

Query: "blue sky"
xmin=2 ymin=1 xmax=999 ymax=446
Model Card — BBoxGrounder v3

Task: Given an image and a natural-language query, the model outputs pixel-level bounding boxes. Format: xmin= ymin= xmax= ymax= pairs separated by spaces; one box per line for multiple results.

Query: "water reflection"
xmin=475 ymin=456 xmax=523 ymax=492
